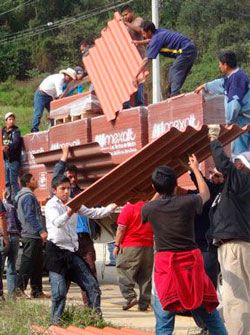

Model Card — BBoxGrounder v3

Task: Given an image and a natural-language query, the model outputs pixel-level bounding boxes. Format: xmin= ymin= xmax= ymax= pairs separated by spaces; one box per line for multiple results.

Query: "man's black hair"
xmin=65 ymin=164 xmax=78 ymax=174
xmin=51 ymin=175 xmax=70 ymax=189
xmin=141 ymin=21 xmax=156 ymax=33
xmin=152 ymin=166 xmax=177 ymax=196
xmin=20 ymin=173 xmax=33 ymax=187
xmin=218 ymin=51 xmax=237 ymax=69
xmin=80 ymin=37 xmax=94 ymax=47
xmin=121 ymin=5 xmax=133 ymax=13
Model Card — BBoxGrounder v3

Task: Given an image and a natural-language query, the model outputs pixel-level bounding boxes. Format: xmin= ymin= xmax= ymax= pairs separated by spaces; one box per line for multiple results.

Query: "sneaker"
xmin=15 ymin=289 xmax=31 ymax=299
xmin=31 ymin=291 xmax=50 ymax=299
xmin=122 ymin=298 xmax=138 ymax=311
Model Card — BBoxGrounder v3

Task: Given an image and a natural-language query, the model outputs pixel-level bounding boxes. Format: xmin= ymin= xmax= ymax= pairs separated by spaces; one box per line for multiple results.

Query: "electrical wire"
xmin=0 ymin=0 xmax=133 ymax=44
xmin=0 ymin=0 xmax=41 ymax=17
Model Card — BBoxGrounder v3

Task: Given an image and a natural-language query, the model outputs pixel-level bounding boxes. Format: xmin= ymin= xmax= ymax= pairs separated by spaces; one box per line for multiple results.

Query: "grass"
xmin=0 ymin=300 xmax=113 ymax=335
xmin=0 ymin=76 xmax=48 ymax=135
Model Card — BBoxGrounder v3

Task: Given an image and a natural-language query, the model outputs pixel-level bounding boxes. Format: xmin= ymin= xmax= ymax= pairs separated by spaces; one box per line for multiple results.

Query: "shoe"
xmin=31 ymin=291 xmax=50 ymax=299
xmin=122 ymin=298 xmax=138 ymax=311
xmin=15 ymin=289 xmax=31 ymax=299
xmin=105 ymin=263 xmax=116 ymax=267
xmin=138 ymin=304 xmax=150 ymax=311
xmin=0 ymin=294 xmax=5 ymax=302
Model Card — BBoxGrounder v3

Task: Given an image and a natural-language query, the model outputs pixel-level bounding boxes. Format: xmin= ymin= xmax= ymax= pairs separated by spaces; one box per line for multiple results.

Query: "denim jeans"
xmin=0 ymin=235 xmax=20 ymax=295
xmin=152 ymin=289 xmax=228 ymax=335
xmin=168 ymin=46 xmax=197 ymax=97
xmin=4 ymin=160 xmax=20 ymax=204
xmin=123 ymin=83 xmax=144 ymax=109
xmin=107 ymin=241 xmax=116 ymax=265
xmin=31 ymin=89 xmax=53 ymax=132
xmin=229 ymin=116 xmax=250 ymax=156
xmin=49 ymin=254 xmax=101 ymax=324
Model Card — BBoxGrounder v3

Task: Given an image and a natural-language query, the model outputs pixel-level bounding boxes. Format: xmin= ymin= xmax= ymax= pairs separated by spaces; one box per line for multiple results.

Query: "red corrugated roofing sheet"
xmin=0 ymin=129 xmax=5 ymax=197
xmin=67 ymin=125 xmax=250 ymax=209
xmin=83 ymin=12 xmax=147 ymax=122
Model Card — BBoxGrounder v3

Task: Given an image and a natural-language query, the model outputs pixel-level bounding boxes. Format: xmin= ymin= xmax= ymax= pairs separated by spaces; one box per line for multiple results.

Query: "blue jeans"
xmin=4 ymin=160 xmax=20 ymax=204
xmin=107 ymin=241 xmax=116 ymax=265
xmin=152 ymin=290 xmax=227 ymax=335
xmin=0 ymin=235 xmax=20 ymax=295
xmin=231 ymin=117 xmax=250 ymax=156
xmin=168 ymin=46 xmax=197 ymax=97
xmin=31 ymin=89 xmax=53 ymax=132
xmin=49 ymin=254 xmax=101 ymax=324
xmin=123 ymin=83 xmax=144 ymax=109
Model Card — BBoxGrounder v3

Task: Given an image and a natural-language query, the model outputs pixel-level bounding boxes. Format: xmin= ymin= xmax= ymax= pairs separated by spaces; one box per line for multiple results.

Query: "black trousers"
xmin=17 ymin=237 xmax=43 ymax=295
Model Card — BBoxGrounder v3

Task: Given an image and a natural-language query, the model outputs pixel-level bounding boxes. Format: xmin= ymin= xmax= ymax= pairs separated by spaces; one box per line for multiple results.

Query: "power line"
xmin=0 ymin=0 xmax=133 ymax=44
xmin=0 ymin=0 xmax=40 ymax=17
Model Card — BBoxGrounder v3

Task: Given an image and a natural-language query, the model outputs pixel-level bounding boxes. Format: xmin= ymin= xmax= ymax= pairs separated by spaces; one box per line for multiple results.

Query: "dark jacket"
xmin=53 ymin=160 xmax=82 ymax=197
xmin=189 ymin=172 xmax=224 ymax=250
xmin=15 ymin=187 xmax=44 ymax=239
xmin=2 ymin=126 xmax=22 ymax=162
xmin=209 ymin=140 xmax=250 ymax=242
xmin=2 ymin=200 xmax=22 ymax=235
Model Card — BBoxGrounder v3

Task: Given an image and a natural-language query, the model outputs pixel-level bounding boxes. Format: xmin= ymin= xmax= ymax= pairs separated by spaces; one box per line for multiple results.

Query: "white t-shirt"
xmin=39 ymin=73 xmax=65 ymax=99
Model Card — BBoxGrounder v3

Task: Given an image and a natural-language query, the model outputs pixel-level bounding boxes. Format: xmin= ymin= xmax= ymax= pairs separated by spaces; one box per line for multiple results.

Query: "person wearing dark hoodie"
xmin=15 ymin=173 xmax=48 ymax=299
xmin=2 ymin=112 xmax=22 ymax=204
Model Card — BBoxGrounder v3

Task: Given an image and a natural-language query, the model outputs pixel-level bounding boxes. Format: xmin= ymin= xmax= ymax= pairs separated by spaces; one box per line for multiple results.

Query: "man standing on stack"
xmin=2 ymin=112 xmax=22 ymax=204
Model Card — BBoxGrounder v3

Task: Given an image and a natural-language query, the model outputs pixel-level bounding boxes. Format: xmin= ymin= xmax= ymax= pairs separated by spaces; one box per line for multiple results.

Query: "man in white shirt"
xmin=44 ymin=174 xmax=117 ymax=324
xmin=31 ymin=68 xmax=76 ymax=133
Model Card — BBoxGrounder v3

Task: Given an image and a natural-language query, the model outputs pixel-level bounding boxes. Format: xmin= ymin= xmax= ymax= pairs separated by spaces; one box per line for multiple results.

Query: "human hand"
xmin=3 ymin=145 xmax=9 ymax=153
xmin=113 ymin=245 xmax=120 ymax=257
xmin=194 ymin=84 xmax=205 ymax=94
xmin=109 ymin=203 xmax=118 ymax=211
xmin=208 ymin=124 xmax=220 ymax=141
xmin=132 ymin=40 xmax=140 ymax=46
xmin=40 ymin=231 xmax=48 ymax=242
xmin=188 ymin=154 xmax=199 ymax=171
xmin=132 ymin=77 xmax=139 ymax=88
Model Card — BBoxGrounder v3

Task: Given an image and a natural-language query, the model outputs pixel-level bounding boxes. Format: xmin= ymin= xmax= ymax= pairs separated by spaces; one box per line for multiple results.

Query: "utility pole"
xmin=152 ymin=0 xmax=161 ymax=103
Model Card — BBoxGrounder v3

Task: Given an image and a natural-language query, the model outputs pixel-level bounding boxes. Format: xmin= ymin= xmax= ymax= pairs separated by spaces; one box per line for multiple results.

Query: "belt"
xmin=77 ymin=232 xmax=90 ymax=237
xmin=38 ymin=89 xmax=52 ymax=97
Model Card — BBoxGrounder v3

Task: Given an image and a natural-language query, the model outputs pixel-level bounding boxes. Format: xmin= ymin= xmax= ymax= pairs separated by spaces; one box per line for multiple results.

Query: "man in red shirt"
xmin=113 ymin=200 xmax=153 ymax=311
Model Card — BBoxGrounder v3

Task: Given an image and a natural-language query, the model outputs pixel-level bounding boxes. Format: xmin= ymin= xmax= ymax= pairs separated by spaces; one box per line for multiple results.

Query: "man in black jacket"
xmin=2 ymin=113 xmax=22 ymax=204
xmin=208 ymin=125 xmax=250 ymax=335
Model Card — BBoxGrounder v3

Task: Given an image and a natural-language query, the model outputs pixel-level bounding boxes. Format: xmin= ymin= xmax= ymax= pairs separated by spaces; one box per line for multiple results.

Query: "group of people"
xmin=0 ymin=4 xmax=250 ymax=335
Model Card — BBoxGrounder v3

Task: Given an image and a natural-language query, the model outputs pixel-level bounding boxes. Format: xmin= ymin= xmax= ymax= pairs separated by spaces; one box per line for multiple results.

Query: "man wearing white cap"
xmin=208 ymin=124 xmax=250 ymax=335
xmin=2 ymin=113 xmax=22 ymax=203
xmin=31 ymin=68 xmax=76 ymax=132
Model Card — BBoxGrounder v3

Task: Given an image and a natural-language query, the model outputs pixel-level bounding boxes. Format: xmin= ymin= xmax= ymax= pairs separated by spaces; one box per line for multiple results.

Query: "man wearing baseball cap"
xmin=31 ymin=68 xmax=76 ymax=132
xmin=2 ymin=113 xmax=22 ymax=204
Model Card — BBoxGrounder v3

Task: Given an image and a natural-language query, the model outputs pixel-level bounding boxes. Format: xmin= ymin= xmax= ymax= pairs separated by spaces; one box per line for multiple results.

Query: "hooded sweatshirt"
xmin=15 ymin=187 xmax=44 ymax=239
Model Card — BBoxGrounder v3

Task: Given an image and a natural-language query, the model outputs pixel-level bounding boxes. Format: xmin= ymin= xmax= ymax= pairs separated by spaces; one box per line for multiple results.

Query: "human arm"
xmin=113 ymin=224 xmax=127 ymax=257
xmin=78 ymin=203 xmax=117 ymax=219
xmin=133 ymin=57 xmax=150 ymax=86
xmin=132 ymin=39 xmax=150 ymax=46
xmin=195 ymin=79 xmax=225 ymax=95
xmin=188 ymin=154 xmax=210 ymax=204
xmin=52 ymin=145 xmax=69 ymax=178
xmin=123 ymin=17 xmax=143 ymax=34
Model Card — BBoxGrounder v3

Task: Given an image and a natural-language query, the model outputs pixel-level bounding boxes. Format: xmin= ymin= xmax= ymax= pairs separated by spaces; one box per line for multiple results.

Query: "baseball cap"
xmin=4 ymin=112 xmax=15 ymax=120
xmin=234 ymin=152 xmax=250 ymax=169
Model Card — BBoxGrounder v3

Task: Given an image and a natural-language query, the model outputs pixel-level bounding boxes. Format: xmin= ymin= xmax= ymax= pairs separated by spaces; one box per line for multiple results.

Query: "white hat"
xmin=234 ymin=152 xmax=250 ymax=169
xmin=59 ymin=67 xmax=76 ymax=80
xmin=4 ymin=112 xmax=15 ymax=120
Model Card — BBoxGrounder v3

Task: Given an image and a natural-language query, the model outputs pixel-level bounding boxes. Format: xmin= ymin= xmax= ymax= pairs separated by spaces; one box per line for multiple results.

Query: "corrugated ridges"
xmin=67 ymin=124 xmax=250 ymax=208
xmin=30 ymin=324 xmax=154 ymax=335
xmin=83 ymin=12 xmax=147 ymax=122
